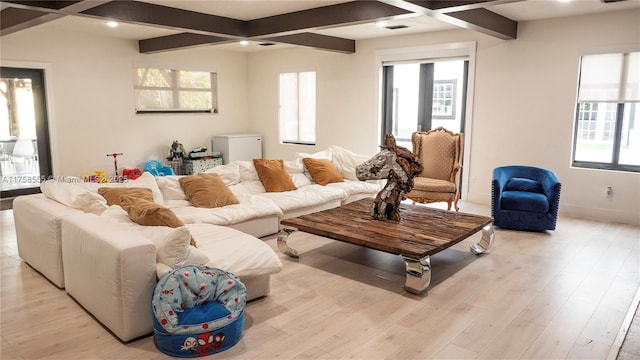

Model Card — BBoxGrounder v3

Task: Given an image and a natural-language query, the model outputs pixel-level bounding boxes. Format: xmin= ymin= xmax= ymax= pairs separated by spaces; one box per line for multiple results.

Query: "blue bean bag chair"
xmin=151 ymin=265 xmax=246 ymax=357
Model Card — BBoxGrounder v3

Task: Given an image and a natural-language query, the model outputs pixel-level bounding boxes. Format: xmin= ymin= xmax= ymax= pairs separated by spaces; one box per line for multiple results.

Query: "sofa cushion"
xmin=501 ymin=190 xmax=549 ymax=213
xmin=253 ymin=159 xmax=297 ymax=192
xmin=155 ymin=176 xmax=187 ymax=201
xmin=121 ymin=195 xmax=185 ymax=227
xmin=40 ymin=180 xmax=108 ymax=214
xmin=203 ymin=162 xmax=241 ymax=186
xmin=120 ymin=195 xmax=196 ymax=247
xmin=236 ymin=161 xmax=260 ymax=181
xmin=98 ymin=187 xmax=154 ymax=206
xmin=101 ymin=205 xmax=206 ymax=268
xmin=330 ymin=145 xmax=372 ymax=181
xmin=302 ymin=158 xmax=343 ymax=185
xmin=505 ymin=177 xmax=544 ymax=193
xmin=179 ymin=173 xmax=239 ymax=208
xmin=101 ymin=171 xmax=164 ymax=203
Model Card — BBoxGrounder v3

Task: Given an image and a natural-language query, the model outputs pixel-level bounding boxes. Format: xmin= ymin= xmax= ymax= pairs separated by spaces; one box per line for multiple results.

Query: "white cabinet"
xmin=212 ymin=134 xmax=262 ymax=164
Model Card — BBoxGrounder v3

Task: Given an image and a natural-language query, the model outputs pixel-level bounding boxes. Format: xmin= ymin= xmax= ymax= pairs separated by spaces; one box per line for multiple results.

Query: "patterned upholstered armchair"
xmin=492 ymin=165 xmax=561 ymax=231
xmin=405 ymin=127 xmax=463 ymax=211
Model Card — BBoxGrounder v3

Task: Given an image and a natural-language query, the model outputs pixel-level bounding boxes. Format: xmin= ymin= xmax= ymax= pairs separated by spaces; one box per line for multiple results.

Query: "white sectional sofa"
xmin=13 ymin=145 xmax=379 ymax=341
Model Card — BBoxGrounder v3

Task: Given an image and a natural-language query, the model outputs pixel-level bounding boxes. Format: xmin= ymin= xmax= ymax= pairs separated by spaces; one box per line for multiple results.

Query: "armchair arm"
xmin=540 ymin=171 xmax=561 ymax=217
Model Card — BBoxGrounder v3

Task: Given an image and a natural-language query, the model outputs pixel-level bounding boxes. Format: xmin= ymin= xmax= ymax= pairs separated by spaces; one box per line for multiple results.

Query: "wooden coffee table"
xmin=278 ymin=198 xmax=495 ymax=294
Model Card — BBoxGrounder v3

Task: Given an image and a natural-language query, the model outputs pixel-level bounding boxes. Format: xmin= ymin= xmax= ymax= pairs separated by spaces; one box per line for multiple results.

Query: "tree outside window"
xmin=134 ymin=68 xmax=218 ymax=114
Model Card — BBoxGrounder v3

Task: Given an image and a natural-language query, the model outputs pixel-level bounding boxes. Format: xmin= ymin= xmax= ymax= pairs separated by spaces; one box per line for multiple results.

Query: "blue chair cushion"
xmin=501 ymin=190 xmax=549 ymax=213
xmin=505 ymin=177 xmax=543 ymax=193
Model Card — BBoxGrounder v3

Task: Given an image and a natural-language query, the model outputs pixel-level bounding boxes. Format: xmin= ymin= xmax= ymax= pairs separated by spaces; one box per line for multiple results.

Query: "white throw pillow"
xmin=291 ymin=173 xmax=312 ymax=187
xmin=330 ymin=145 xmax=373 ymax=181
xmin=295 ymin=148 xmax=333 ymax=180
xmin=40 ymin=180 xmax=108 ymax=215
xmin=204 ymin=163 xmax=241 ymax=185
xmin=236 ymin=161 xmax=260 ymax=181
xmin=155 ymin=176 xmax=187 ymax=201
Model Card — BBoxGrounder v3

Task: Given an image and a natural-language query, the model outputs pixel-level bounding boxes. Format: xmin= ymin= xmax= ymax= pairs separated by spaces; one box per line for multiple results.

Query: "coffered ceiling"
xmin=1 ymin=0 xmax=638 ymax=54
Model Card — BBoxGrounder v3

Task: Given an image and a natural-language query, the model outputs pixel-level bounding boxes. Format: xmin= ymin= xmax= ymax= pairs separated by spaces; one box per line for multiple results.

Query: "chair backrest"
xmin=12 ymin=138 xmax=35 ymax=158
xmin=411 ymin=127 xmax=462 ymax=181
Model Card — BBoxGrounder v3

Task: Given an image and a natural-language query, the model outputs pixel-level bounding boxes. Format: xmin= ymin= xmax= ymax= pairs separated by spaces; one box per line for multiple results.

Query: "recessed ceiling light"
xmin=557 ymin=0 xmax=572 ymax=2
xmin=375 ymin=21 xmax=388 ymax=28
xmin=106 ymin=21 xmax=119 ymax=28
xmin=240 ymin=40 xmax=249 ymax=46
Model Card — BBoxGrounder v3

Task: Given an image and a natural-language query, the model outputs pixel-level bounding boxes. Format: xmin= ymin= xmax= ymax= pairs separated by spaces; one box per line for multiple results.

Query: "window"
xmin=432 ymin=80 xmax=457 ymax=120
xmin=134 ymin=68 xmax=218 ymax=114
xmin=573 ymin=51 xmax=639 ymax=172
xmin=382 ymin=59 xmax=467 ymax=149
xmin=279 ymin=71 xmax=316 ymax=145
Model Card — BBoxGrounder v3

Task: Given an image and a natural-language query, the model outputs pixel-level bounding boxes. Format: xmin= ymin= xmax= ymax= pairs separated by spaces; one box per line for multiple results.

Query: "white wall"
xmin=247 ymin=9 xmax=640 ymax=225
xmin=1 ymin=22 xmax=251 ymax=176
xmin=1 ymin=9 xmax=638 ymax=225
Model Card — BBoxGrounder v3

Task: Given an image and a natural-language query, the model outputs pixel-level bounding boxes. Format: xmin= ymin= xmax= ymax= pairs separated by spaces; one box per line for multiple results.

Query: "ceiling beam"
xmin=135 ymin=1 xmax=398 ymax=54
xmin=263 ymin=33 xmax=356 ymax=54
xmin=379 ymin=0 xmax=518 ymax=39
xmin=446 ymin=8 xmax=518 ymax=40
xmin=0 ymin=0 xmax=109 ymax=35
xmin=1 ymin=0 xmax=111 ymax=13
xmin=80 ymin=0 xmax=246 ymax=38
xmin=139 ymin=33 xmax=234 ymax=54
xmin=1 ymin=7 xmax=64 ymax=35
xmin=1 ymin=0 xmax=520 ymax=53
xmin=247 ymin=1 xmax=414 ymax=38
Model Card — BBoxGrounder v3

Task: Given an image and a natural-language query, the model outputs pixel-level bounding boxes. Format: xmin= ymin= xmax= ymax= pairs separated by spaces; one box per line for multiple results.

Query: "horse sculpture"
xmin=356 ymin=134 xmax=423 ymax=221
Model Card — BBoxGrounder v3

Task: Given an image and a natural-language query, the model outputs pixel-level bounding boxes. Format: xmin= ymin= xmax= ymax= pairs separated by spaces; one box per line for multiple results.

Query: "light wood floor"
xmin=1 ymin=202 xmax=639 ymax=359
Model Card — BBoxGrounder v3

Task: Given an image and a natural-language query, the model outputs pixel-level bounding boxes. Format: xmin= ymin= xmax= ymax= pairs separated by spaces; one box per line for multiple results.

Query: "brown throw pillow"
xmin=98 ymin=187 xmax=154 ymax=206
xmin=302 ymin=158 xmax=343 ymax=185
xmin=253 ymin=159 xmax=297 ymax=192
xmin=178 ymin=173 xmax=239 ymax=208
xmin=120 ymin=195 xmax=196 ymax=247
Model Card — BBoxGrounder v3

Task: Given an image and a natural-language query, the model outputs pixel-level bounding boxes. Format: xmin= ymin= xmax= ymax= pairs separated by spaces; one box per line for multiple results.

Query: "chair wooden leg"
xmin=447 ymin=202 xmax=452 ymax=211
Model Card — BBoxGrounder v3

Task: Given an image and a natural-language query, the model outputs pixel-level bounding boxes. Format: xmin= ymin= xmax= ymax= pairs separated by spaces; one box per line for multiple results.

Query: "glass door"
xmin=1 ymin=67 xmax=51 ymax=198
xmin=382 ymin=59 xmax=468 ymax=149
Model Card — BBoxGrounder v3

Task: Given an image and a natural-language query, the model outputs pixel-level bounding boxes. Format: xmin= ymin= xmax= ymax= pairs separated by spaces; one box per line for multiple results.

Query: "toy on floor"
xmin=144 ymin=160 xmax=175 ymax=176
xmin=83 ymin=169 xmax=110 ymax=183
xmin=122 ymin=168 xmax=142 ymax=180
xmin=107 ymin=152 xmax=125 ymax=182
xmin=152 ymin=265 xmax=246 ymax=357
xmin=169 ymin=140 xmax=185 ymax=160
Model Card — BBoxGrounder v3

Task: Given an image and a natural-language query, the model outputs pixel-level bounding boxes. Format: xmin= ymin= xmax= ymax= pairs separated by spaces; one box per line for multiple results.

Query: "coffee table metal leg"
xmin=470 ymin=224 xmax=495 ymax=255
xmin=277 ymin=227 xmax=300 ymax=258
xmin=403 ymin=255 xmax=431 ymax=294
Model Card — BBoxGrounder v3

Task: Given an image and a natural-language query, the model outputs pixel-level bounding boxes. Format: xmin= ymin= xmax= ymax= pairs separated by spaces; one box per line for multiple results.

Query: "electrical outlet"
xmin=606 ymin=185 xmax=613 ymax=198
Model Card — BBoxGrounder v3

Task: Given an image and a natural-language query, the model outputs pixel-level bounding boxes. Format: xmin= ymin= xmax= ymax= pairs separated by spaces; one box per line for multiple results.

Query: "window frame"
xmin=571 ymin=50 xmax=639 ymax=173
xmin=134 ymin=67 xmax=218 ymax=114
xmin=278 ymin=71 xmax=316 ymax=146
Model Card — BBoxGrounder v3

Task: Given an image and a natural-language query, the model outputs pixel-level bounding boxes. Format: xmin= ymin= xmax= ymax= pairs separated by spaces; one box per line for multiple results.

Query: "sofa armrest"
xmin=61 ymin=213 xmax=157 ymax=342
xmin=14 ymin=194 xmax=83 ymax=288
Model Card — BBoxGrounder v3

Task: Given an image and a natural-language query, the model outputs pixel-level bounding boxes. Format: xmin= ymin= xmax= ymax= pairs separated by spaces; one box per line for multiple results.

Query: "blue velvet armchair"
xmin=492 ymin=166 xmax=561 ymax=231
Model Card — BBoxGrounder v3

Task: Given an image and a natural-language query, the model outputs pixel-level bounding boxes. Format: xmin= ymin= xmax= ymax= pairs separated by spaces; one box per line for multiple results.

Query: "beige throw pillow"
xmin=178 ymin=173 xmax=239 ymax=208
xmin=302 ymin=158 xmax=344 ymax=185
xmin=120 ymin=195 xmax=196 ymax=247
xmin=98 ymin=187 xmax=154 ymax=206
xmin=253 ymin=159 xmax=297 ymax=192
